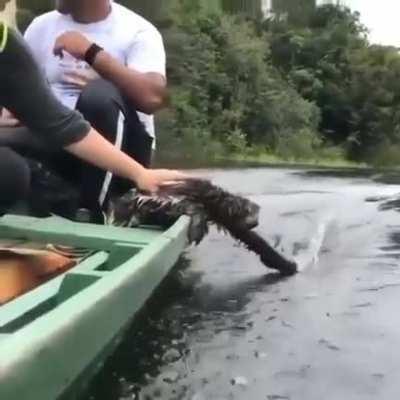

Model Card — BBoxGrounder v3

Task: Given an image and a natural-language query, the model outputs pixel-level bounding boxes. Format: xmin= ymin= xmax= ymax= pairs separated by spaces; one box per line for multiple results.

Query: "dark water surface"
xmin=84 ymin=167 xmax=400 ymax=400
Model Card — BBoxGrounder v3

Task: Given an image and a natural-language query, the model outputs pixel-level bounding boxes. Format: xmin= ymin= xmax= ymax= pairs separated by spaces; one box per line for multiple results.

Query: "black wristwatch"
xmin=84 ymin=43 xmax=104 ymax=66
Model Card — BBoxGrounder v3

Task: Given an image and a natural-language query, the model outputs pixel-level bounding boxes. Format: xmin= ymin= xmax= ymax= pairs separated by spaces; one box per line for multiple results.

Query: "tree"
xmin=221 ymin=0 xmax=263 ymax=19
xmin=272 ymin=0 xmax=316 ymax=26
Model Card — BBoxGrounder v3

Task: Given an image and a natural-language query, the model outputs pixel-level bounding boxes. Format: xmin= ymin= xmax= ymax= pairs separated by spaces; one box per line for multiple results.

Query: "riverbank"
xmin=220 ymin=152 xmax=366 ymax=169
xmin=154 ymin=150 xmax=367 ymax=170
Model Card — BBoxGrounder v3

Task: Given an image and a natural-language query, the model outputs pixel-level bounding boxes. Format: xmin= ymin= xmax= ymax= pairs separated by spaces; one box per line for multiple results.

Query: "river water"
xmin=84 ymin=167 xmax=400 ymax=400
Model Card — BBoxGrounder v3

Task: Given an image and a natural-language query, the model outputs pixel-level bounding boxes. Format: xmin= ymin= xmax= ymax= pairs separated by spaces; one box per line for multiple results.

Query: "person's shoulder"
xmin=28 ymin=10 xmax=61 ymax=29
xmin=25 ymin=10 xmax=62 ymax=39
xmin=113 ymin=2 xmax=162 ymax=36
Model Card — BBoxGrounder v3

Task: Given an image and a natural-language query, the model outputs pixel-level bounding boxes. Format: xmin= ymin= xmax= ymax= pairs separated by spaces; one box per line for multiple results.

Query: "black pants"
xmin=39 ymin=79 xmax=153 ymax=215
xmin=0 ymin=148 xmax=30 ymax=215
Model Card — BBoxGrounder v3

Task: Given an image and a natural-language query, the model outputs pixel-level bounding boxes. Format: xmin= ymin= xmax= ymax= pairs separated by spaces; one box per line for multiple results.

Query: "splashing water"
xmin=293 ymin=212 xmax=335 ymax=272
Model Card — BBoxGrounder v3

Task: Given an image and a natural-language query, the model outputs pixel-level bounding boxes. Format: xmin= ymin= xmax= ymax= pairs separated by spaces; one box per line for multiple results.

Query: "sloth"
xmin=106 ymin=179 xmax=298 ymax=276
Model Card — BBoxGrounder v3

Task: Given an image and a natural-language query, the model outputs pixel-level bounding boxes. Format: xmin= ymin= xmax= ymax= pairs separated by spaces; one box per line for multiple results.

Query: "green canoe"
xmin=0 ymin=214 xmax=190 ymax=400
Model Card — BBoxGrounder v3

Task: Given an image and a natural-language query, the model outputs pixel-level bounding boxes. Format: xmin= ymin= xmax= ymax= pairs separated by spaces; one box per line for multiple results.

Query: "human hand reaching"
xmin=135 ymin=168 xmax=189 ymax=194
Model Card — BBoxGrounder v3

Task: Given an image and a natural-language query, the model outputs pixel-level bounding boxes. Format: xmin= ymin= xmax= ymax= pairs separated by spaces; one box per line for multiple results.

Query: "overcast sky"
xmin=342 ymin=0 xmax=400 ymax=47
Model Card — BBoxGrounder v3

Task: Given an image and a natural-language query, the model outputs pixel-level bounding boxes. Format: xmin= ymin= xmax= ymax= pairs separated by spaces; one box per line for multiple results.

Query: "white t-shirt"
xmin=24 ymin=2 xmax=166 ymax=139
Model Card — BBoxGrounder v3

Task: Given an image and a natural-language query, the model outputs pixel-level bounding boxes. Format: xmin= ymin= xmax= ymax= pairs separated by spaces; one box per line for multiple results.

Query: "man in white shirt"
xmin=20 ymin=0 xmax=168 ymax=213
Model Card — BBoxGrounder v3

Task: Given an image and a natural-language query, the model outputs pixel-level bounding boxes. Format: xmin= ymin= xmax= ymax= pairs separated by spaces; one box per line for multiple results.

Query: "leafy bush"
xmin=162 ymin=9 xmax=320 ymax=160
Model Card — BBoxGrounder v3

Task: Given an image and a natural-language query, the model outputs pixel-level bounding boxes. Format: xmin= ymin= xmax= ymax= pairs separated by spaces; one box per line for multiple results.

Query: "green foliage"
xmin=163 ymin=9 xmax=320 ymax=160
xmin=371 ymin=142 xmax=400 ymax=167
xmin=16 ymin=8 xmax=35 ymax=32
xmin=263 ymin=3 xmax=400 ymax=161
xmin=221 ymin=0 xmax=262 ymax=19
xmin=16 ymin=0 xmax=52 ymax=15
xmin=272 ymin=0 xmax=316 ymax=27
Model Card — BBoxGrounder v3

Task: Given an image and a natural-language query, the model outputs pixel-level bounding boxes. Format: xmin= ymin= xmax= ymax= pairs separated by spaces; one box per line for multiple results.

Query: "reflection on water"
xmin=84 ymin=168 xmax=400 ymax=400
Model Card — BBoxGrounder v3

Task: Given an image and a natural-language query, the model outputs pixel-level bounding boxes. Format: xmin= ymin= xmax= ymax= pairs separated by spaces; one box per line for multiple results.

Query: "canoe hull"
xmin=0 ymin=215 xmax=189 ymax=400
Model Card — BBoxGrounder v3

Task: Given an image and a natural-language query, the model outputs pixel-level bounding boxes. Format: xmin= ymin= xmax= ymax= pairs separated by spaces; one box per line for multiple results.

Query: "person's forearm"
xmin=52 ymin=31 xmax=167 ymax=114
xmin=65 ymin=127 xmax=146 ymax=183
xmin=92 ymin=51 xmax=167 ymax=114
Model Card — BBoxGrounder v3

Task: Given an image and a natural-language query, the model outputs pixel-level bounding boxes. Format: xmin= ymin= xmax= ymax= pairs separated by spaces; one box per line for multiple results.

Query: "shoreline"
xmin=154 ymin=152 xmax=369 ymax=171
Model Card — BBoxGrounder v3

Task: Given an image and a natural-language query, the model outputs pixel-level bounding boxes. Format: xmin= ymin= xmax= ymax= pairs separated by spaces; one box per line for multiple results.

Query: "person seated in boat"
xmin=0 ymin=0 xmax=168 ymax=215
xmin=0 ymin=18 xmax=184 ymax=216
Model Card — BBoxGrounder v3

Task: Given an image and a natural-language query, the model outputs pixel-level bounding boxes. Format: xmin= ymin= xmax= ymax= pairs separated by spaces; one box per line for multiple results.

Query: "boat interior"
xmin=0 ymin=214 xmax=164 ymax=336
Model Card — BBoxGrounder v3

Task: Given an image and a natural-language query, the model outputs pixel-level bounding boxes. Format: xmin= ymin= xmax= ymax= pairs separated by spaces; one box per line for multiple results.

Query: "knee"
xmin=0 ymin=148 xmax=30 ymax=211
xmin=76 ymin=79 xmax=122 ymax=119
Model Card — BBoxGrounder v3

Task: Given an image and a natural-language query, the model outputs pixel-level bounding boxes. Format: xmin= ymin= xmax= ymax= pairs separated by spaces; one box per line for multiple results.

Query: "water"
xmin=84 ymin=167 xmax=400 ymax=400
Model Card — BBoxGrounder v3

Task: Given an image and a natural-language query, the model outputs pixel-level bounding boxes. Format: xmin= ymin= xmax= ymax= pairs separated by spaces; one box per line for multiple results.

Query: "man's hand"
xmin=62 ymin=68 xmax=99 ymax=89
xmin=54 ymin=31 xmax=92 ymax=60
xmin=135 ymin=168 xmax=189 ymax=194
xmin=0 ymin=108 xmax=21 ymax=127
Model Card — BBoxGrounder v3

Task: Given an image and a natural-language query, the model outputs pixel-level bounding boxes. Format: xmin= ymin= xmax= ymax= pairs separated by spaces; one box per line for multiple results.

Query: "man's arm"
xmin=91 ymin=52 xmax=167 ymax=115
xmin=65 ymin=127 xmax=184 ymax=193
xmin=54 ymin=31 xmax=167 ymax=115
